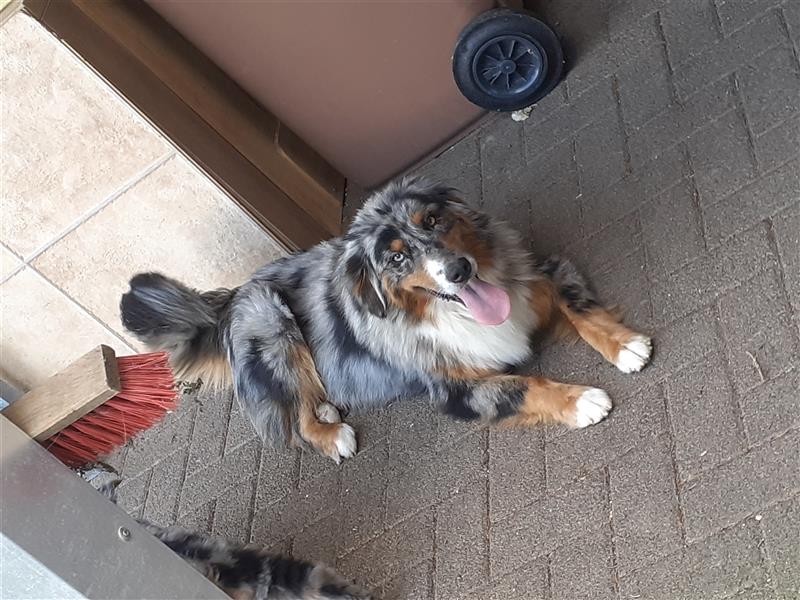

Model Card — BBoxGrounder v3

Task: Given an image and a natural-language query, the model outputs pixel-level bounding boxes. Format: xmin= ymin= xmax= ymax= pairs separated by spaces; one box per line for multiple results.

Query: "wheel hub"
xmin=472 ymin=34 xmax=546 ymax=98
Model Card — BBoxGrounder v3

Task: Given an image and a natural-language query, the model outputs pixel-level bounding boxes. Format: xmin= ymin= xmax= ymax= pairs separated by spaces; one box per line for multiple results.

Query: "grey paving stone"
xmin=122 ymin=400 xmax=196 ymax=477
xmin=590 ymin=245 xmax=656 ymax=332
xmin=524 ymin=79 xmax=616 ymax=156
xmin=250 ymin=467 xmax=340 ymax=545
xmin=470 ymin=557 xmax=547 ymax=599
xmin=379 ymin=560 xmax=434 ymax=600
xmin=703 ymin=157 xmax=800 ymax=245
xmin=253 ymin=444 xmax=299 ymax=512
xmin=785 ymin=0 xmax=800 ymax=42
xmin=550 ymin=523 xmax=616 ymax=600
xmin=528 ymin=175 xmax=582 ymax=257
xmin=385 ymin=431 xmax=484 ymax=525
xmin=581 ymin=143 xmax=688 ymax=235
xmin=617 ymin=43 xmax=674 ymax=129
xmin=177 ymin=497 xmax=215 ymax=533
xmin=651 ymin=223 xmax=774 ymax=325
xmin=291 ymin=511 xmax=343 ymax=568
xmin=337 ymin=509 xmax=435 ymax=589
xmin=186 ymin=388 xmax=233 ymax=477
xmin=211 ymin=474 xmax=256 ymax=543
xmin=773 ymin=201 xmax=800 ymax=316
xmin=619 ymin=520 xmax=767 ymax=599
xmin=568 ymin=211 xmax=642 ymax=277
xmin=627 ymin=78 xmax=736 ymax=170
xmin=741 ymin=368 xmax=800 ymax=446
xmin=178 ymin=439 xmax=260 ymax=516
xmin=435 ymin=482 xmax=489 ymax=598
xmin=480 ymin=116 xmax=528 ymax=185
xmin=387 ymin=397 xmax=439 ymax=465
xmin=738 ymin=44 xmax=800 ymax=135
xmin=223 ymin=398 xmax=258 ymax=455
xmin=681 ymin=428 xmax=800 ymax=542
xmin=661 ymin=0 xmax=722 ymax=65
xmin=336 ymin=442 xmax=397 ymax=554
xmin=546 ymin=384 xmax=667 ymax=489
xmin=754 ymin=110 xmax=800 ymax=170
xmin=142 ymin=444 xmax=188 ymax=524
xmin=715 ymin=0 xmax=785 ymax=35
xmin=646 ymin=306 xmax=721 ymax=381
xmin=575 ymin=110 xmax=628 ymax=192
xmin=416 ymin=133 xmax=482 ymax=207
xmin=488 ymin=427 xmax=545 ymax=523
xmin=717 ymin=269 xmax=799 ymax=393
xmin=115 ymin=470 xmax=150 ymax=515
xmin=524 ymin=137 xmax=576 ymax=192
xmin=673 ymin=12 xmax=787 ymax=99
xmin=490 ymin=471 xmax=607 ymax=575
xmin=609 ymin=435 xmax=683 ymax=575
xmin=760 ymin=494 xmax=800 ymax=596
xmin=688 ymin=108 xmax=758 ymax=206
xmin=664 ymin=350 xmax=747 ymax=482
xmin=640 ymin=178 xmax=706 ymax=278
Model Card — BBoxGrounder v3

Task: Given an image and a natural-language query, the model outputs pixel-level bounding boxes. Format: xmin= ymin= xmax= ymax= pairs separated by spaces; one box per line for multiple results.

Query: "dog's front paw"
xmin=332 ymin=423 xmax=357 ymax=463
xmin=316 ymin=402 xmax=342 ymax=424
xmin=573 ymin=388 xmax=612 ymax=428
xmin=615 ymin=334 xmax=652 ymax=373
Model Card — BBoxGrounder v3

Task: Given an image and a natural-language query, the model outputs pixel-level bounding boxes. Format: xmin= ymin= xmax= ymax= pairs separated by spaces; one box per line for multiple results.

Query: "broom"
xmin=3 ymin=345 xmax=179 ymax=468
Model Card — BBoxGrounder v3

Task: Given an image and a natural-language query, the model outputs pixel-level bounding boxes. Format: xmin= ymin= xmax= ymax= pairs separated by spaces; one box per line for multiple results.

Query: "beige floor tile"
xmin=0 ymin=14 xmax=171 ymax=258
xmin=0 ymin=244 xmax=22 ymax=282
xmin=33 ymin=155 xmax=285 ymax=346
xmin=0 ymin=267 xmax=134 ymax=390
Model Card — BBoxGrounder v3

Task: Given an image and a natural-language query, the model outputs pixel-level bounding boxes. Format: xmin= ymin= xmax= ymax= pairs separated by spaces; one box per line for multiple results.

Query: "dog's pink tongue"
xmin=456 ymin=279 xmax=511 ymax=326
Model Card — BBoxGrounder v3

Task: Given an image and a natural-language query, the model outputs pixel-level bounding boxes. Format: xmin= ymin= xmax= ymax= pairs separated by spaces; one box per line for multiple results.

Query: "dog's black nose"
xmin=445 ymin=257 xmax=473 ymax=283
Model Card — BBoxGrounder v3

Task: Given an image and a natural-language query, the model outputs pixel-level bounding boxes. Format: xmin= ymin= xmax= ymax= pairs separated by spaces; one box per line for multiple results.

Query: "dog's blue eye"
xmin=391 ymin=252 xmax=405 ymax=263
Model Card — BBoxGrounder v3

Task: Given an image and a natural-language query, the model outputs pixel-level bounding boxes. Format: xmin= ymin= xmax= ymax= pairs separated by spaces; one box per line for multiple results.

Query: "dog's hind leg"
xmin=228 ymin=283 xmax=356 ymax=463
xmin=537 ymin=257 xmax=653 ymax=373
xmin=438 ymin=375 xmax=611 ymax=429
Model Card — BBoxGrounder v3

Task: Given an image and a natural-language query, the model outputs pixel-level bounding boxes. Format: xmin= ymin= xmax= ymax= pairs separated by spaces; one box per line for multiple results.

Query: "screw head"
xmin=118 ymin=526 xmax=131 ymax=541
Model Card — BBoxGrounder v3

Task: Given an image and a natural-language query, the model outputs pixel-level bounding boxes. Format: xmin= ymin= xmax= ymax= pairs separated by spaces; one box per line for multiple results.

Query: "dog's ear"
xmin=345 ymin=252 xmax=387 ymax=318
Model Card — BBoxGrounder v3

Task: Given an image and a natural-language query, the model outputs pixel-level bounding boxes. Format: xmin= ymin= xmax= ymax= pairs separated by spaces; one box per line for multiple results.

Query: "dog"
xmin=98 ymin=482 xmax=370 ymax=600
xmin=120 ymin=176 xmax=652 ymax=462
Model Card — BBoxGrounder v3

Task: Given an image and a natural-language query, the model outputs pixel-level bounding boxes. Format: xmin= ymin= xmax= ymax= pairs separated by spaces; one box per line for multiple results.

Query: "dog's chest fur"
xmin=421 ymin=286 xmax=536 ymax=369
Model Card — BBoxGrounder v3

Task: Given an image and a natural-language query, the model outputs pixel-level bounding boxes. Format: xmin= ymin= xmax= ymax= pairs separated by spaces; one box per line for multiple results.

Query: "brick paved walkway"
xmin=101 ymin=1 xmax=799 ymax=598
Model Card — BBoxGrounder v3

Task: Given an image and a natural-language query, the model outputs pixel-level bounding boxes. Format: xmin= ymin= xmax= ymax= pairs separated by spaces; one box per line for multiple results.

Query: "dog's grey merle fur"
xmin=98 ymin=482 xmax=369 ymax=600
xmin=121 ymin=176 xmax=648 ymax=460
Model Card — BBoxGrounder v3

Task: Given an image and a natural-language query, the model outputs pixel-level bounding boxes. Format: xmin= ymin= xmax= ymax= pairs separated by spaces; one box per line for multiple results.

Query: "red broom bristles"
xmin=43 ymin=352 xmax=179 ymax=467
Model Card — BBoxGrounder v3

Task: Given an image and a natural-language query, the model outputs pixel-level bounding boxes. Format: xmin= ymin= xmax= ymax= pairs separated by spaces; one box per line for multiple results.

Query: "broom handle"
xmin=3 ymin=345 xmax=121 ymax=441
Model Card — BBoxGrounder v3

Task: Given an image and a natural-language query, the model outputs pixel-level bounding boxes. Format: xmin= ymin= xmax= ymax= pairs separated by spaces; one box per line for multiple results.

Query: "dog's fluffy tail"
xmin=120 ymin=273 xmax=234 ymax=388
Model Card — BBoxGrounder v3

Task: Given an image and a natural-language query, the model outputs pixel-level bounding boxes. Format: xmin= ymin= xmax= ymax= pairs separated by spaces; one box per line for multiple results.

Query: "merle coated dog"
xmin=121 ymin=176 xmax=652 ymax=462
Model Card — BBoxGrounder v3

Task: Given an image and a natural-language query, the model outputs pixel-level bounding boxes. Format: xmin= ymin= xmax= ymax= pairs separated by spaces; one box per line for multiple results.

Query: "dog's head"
xmin=342 ymin=176 xmax=511 ymax=325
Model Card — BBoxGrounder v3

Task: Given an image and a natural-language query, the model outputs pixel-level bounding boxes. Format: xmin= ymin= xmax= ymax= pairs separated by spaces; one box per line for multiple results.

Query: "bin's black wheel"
xmin=453 ymin=8 xmax=564 ymax=112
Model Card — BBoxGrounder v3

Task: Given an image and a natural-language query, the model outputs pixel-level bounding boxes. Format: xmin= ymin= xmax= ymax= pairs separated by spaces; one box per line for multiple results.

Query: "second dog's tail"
xmin=120 ymin=273 xmax=234 ymax=388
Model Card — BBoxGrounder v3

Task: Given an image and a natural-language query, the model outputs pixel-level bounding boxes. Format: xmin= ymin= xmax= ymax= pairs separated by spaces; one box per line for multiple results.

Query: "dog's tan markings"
xmin=390 ymin=239 xmax=405 ymax=252
xmin=558 ymin=304 xmax=645 ymax=366
xmin=411 ymin=211 xmax=424 ymax=226
xmin=385 ymin=274 xmax=432 ymax=321
xmin=527 ymin=278 xmax=559 ymax=331
xmin=289 ymin=345 xmax=351 ymax=461
xmin=502 ymin=378 xmax=594 ymax=427
xmin=441 ymin=217 xmax=493 ymax=269
xmin=440 ymin=365 xmax=499 ymax=379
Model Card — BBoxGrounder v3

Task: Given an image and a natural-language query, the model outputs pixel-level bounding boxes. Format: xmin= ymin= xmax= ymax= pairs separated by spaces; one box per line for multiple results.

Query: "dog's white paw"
xmin=574 ymin=388 xmax=612 ymax=428
xmin=332 ymin=424 xmax=357 ymax=463
xmin=316 ymin=402 xmax=342 ymax=424
xmin=615 ymin=335 xmax=652 ymax=373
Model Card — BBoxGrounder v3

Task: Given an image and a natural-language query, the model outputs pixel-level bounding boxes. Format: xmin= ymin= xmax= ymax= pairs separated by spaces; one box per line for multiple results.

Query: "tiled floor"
xmin=0 ymin=13 xmax=283 ymax=390
xmin=3 ymin=2 xmax=800 ymax=600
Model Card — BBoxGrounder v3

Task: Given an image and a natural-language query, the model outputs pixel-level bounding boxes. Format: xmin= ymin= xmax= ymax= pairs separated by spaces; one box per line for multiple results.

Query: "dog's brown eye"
xmin=425 ymin=215 xmax=438 ymax=228
xmin=391 ymin=252 xmax=405 ymax=263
